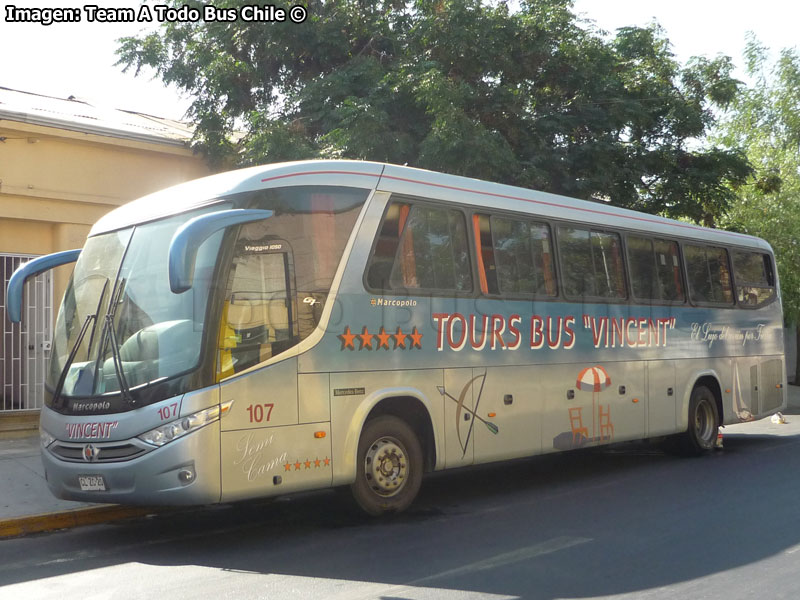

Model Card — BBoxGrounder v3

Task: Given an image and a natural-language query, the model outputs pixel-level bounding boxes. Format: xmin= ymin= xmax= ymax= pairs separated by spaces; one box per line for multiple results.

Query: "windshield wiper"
xmin=97 ymin=278 xmax=135 ymax=407
xmin=52 ymin=314 xmax=95 ymax=408
xmin=52 ymin=280 xmax=109 ymax=408
xmin=105 ymin=312 xmax=134 ymax=406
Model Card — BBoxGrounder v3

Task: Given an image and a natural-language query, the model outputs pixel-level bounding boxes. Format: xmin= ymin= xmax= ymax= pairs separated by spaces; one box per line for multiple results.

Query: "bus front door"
xmin=216 ymin=240 xmax=331 ymax=501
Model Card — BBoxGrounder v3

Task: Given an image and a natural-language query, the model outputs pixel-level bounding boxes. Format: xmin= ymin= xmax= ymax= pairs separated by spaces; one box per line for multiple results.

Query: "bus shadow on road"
xmin=4 ymin=435 xmax=800 ymax=600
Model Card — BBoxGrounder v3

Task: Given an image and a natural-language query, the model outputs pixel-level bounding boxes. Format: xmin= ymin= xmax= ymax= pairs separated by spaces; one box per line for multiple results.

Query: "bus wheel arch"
xmin=671 ymin=375 xmax=722 ymax=456
xmin=694 ymin=375 xmax=724 ymax=426
xmin=348 ymin=395 xmax=436 ymax=516
xmin=362 ymin=396 xmax=436 ymax=473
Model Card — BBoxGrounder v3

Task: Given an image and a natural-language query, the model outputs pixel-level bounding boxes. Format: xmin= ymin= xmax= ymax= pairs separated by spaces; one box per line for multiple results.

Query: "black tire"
xmin=668 ymin=385 xmax=720 ymax=456
xmin=351 ymin=415 xmax=423 ymax=516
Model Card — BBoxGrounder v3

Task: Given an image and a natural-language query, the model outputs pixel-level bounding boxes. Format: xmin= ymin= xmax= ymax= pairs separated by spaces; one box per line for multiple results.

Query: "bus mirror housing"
xmin=7 ymin=249 xmax=81 ymax=323
xmin=168 ymin=209 xmax=273 ymax=293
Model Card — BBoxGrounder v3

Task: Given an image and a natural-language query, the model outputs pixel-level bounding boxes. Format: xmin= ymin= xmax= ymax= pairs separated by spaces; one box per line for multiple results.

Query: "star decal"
xmin=376 ymin=327 xmax=392 ymax=350
xmin=338 ymin=326 xmax=357 ymax=350
xmin=393 ymin=327 xmax=408 ymax=349
xmin=286 ymin=457 xmax=332 ymax=473
xmin=336 ymin=325 xmax=357 ymax=350
xmin=358 ymin=326 xmax=374 ymax=350
xmin=339 ymin=325 xmax=423 ymax=351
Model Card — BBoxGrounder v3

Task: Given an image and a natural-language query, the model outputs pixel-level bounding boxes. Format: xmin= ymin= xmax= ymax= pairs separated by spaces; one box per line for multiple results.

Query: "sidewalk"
xmin=2 ymin=386 xmax=800 ymax=539
xmin=0 ymin=434 xmax=155 ymax=538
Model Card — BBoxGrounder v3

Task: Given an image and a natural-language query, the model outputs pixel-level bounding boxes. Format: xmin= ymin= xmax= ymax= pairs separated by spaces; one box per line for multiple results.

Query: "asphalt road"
xmin=1 ymin=416 xmax=800 ymax=600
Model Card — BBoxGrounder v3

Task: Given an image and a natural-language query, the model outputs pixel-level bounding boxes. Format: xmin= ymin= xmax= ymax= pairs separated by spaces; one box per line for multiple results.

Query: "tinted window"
xmin=733 ymin=250 xmax=776 ymax=307
xmin=367 ymin=201 xmax=472 ymax=292
xmin=627 ymin=236 xmax=657 ymax=299
xmin=559 ymin=227 xmax=626 ymax=299
xmin=492 ymin=217 xmax=556 ymax=296
xmin=627 ymin=235 xmax=684 ymax=302
xmin=219 ymin=185 xmax=368 ymax=378
xmin=685 ymin=244 xmax=734 ymax=305
xmin=220 ymin=246 xmax=294 ymax=377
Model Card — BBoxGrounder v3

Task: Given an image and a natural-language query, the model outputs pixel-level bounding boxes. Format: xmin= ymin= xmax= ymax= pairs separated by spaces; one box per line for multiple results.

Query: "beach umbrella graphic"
xmin=576 ymin=365 xmax=611 ymax=441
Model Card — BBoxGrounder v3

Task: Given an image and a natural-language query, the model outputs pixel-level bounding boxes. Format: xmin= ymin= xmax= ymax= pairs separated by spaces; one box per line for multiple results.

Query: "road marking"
xmin=329 ymin=536 xmax=592 ymax=600
xmin=785 ymin=543 xmax=800 ymax=554
xmin=409 ymin=536 xmax=593 ymax=586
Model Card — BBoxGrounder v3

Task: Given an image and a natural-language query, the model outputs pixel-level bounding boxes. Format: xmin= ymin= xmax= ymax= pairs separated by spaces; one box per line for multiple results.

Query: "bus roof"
xmin=90 ymin=159 xmax=771 ymax=252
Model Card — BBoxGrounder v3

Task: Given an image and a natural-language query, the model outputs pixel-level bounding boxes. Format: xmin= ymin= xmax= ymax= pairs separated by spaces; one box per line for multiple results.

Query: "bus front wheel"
xmin=351 ymin=415 xmax=423 ymax=516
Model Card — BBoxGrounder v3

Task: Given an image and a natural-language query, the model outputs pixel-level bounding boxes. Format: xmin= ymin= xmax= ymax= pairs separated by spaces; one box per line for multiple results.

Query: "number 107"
xmin=246 ymin=403 xmax=274 ymax=423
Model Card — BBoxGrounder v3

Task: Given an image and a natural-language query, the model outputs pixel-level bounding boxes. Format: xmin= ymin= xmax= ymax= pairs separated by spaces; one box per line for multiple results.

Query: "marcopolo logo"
xmin=82 ymin=444 xmax=100 ymax=463
xmin=71 ymin=400 xmax=112 ymax=412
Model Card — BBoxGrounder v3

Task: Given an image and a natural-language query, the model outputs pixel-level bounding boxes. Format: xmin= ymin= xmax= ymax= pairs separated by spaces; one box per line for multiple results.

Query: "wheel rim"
xmin=694 ymin=397 xmax=716 ymax=444
xmin=364 ymin=436 xmax=408 ymax=497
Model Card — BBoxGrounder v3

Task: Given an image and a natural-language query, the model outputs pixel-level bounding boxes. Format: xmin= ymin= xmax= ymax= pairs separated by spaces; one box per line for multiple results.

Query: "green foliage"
xmin=716 ymin=36 xmax=800 ymax=324
xmin=117 ymin=0 xmax=747 ymax=221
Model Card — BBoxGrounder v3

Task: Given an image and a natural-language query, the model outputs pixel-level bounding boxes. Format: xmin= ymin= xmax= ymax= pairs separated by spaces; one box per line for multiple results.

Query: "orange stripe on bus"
xmin=473 ymin=214 xmax=489 ymax=294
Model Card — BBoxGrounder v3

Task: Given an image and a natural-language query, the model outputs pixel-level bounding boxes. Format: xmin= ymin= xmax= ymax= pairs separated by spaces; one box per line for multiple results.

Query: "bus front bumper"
xmin=41 ymin=421 xmax=221 ymax=506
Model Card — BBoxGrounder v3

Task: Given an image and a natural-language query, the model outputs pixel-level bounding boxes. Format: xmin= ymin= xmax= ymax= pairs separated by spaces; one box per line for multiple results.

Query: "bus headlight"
xmin=40 ymin=427 xmax=56 ymax=449
xmin=138 ymin=401 xmax=233 ymax=447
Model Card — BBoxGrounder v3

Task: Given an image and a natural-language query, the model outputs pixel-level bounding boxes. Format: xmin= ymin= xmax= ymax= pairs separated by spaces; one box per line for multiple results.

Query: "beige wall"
xmin=0 ymin=119 xmax=212 ymax=305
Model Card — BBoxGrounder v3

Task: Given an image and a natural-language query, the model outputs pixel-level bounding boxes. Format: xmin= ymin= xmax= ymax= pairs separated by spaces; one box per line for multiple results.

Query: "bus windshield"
xmin=47 ymin=184 xmax=371 ymax=405
xmin=48 ymin=207 xmax=225 ymax=400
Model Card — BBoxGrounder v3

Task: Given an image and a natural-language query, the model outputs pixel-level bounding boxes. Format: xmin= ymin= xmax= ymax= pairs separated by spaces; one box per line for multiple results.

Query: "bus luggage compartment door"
xmin=218 ymin=357 xmax=330 ymax=501
xmin=543 ymin=362 xmax=645 ymax=451
xmin=472 ymin=366 xmax=542 ymax=463
xmin=220 ymin=422 xmax=332 ymax=502
xmin=443 ymin=368 xmax=475 ymax=468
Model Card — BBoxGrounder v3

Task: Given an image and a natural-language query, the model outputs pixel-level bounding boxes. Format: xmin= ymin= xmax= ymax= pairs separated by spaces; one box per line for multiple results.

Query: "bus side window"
xmin=733 ymin=250 xmax=776 ymax=307
xmin=367 ymin=201 xmax=472 ymax=293
xmin=627 ymin=236 xmax=684 ymax=302
xmin=627 ymin=236 xmax=658 ymax=300
xmin=654 ymin=239 xmax=685 ymax=301
xmin=685 ymin=244 xmax=734 ymax=305
xmin=390 ymin=205 xmax=471 ymax=291
xmin=558 ymin=226 xmax=626 ymax=300
xmin=492 ymin=216 xmax=556 ymax=297
xmin=366 ymin=202 xmax=408 ymax=290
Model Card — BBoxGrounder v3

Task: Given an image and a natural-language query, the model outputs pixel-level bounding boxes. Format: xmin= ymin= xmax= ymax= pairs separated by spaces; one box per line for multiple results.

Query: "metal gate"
xmin=0 ymin=254 xmax=53 ymax=411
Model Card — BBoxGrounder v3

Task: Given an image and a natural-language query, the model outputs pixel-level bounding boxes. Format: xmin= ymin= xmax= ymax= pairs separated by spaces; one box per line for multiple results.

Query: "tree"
xmin=715 ymin=36 xmax=800 ymax=379
xmin=117 ymin=0 xmax=748 ymax=222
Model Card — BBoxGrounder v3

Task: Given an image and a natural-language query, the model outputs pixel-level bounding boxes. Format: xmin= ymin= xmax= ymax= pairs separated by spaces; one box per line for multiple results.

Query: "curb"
xmin=0 ymin=505 xmax=159 ymax=539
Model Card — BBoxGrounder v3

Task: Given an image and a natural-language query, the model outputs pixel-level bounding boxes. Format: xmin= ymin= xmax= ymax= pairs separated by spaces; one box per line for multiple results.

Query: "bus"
xmin=7 ymin=160 xmax=786 ymax=515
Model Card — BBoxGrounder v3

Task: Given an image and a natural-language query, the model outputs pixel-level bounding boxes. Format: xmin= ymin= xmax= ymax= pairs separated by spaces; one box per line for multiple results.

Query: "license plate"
xmin=78 ymin=475 xmax=107 ymax=491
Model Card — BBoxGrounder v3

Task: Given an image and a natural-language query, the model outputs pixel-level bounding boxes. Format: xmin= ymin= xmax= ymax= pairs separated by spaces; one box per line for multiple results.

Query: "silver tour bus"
xmin=8 ymin=160 xmax=786 ymax=515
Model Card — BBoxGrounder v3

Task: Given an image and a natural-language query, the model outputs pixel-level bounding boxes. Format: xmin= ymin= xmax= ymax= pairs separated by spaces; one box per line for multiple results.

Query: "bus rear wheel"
xmin=671 ymin=385 xmax=719 ymax=456
xmin=351 ymin=415 xmax=423 ymax=516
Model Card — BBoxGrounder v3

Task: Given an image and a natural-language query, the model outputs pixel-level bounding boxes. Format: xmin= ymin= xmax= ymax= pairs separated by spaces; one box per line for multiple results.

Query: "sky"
xmin=1 ymin=1 xmax=798 ymax=122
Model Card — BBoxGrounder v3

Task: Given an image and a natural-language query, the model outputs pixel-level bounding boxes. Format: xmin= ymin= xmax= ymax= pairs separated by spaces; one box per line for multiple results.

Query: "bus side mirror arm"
xmin=168 ymin=209 xmax=273 ymax=294
xmin=7 ymin=249 xmax=81 ymax=323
